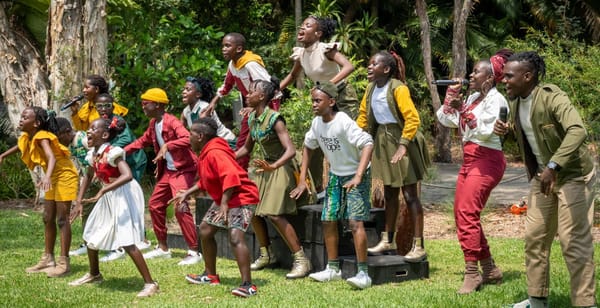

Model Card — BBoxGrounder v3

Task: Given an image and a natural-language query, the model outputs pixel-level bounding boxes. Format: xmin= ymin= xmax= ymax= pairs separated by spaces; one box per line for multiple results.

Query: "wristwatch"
xmin=547 ymin=161 xmax=561 ymax=172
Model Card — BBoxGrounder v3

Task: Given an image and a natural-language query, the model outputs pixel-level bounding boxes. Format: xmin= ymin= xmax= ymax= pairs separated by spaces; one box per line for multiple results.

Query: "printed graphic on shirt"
xmin=320 ymin=135 xmax=341 ymax=152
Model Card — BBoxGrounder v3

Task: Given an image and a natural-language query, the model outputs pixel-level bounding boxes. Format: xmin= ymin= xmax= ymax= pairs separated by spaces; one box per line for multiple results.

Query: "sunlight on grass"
xmin=0 ymin=209 xmax=598 ymax=307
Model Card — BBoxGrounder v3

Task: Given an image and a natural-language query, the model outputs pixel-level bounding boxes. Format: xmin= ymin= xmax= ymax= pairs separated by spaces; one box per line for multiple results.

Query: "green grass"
xmin=1 ymin=209 xmax=598 ymax=307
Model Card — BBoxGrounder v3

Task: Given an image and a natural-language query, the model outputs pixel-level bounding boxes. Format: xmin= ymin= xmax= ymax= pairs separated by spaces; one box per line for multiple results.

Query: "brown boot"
xmin=480 ymin=257 xmax=503 ymax=285
xmin=457 ymin=261 xmax=482 ymax=294
xmin=46 ymin=256 xmax=70 ymax=278
xmin=25 ymin=253 xmax=55 ymax=273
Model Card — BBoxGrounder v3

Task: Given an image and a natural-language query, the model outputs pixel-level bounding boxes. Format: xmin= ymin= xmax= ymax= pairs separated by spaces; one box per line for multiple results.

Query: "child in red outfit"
xmin=124 ymin=88 xmax=201 ymax=265
xmin=172 ymin=117 xmax=259 ymax=298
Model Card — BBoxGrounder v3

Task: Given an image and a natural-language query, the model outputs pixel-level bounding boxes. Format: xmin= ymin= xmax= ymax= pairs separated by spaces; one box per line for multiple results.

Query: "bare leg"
xmin=251 ymin=216 xmax=270 ymax=247
xmin=88 ymin=248 xmax=100 ymax=276
xmin=229 ymin=228 xmax=252 ymax=283
xmin=123 ymin=245 xmax=154 ymax=283
xmin=384 ymin=186 xmax=401 ymax=232
xmin=43 ymin=201 xmax=57 ymax=255
xmin=199 ymin=221 xmax=218 ymax=275
xmin=402 ymin=183 xmax=424 ymax=238
xmin=268 ymin=215 xmax=301 ymax=253
xmin=55 ymin=201 xmax=72 ymax=257
xmin=349 ymin=220 xmax=368 ymax=263
xmin=322 ymin=221 xmax=339 ymax=261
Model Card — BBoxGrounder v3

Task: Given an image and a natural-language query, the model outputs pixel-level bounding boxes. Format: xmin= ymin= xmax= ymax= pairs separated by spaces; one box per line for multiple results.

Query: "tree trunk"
xmin=451 ymin=0 xmax=472 ymax=78
xmin=0 ymin=2 xmax=50 ymax=133
xmin=415 ymin=0 xmax=452 ymax=162
xmin=46 ymin=0 xmax=84 ymax=114
xmin=83 ymin=0 xmax=108 ymax=76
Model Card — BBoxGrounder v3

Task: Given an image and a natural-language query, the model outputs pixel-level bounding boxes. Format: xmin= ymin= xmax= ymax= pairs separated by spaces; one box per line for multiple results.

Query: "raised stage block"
xmin=341 ymin=255 xmax=429 ymax=285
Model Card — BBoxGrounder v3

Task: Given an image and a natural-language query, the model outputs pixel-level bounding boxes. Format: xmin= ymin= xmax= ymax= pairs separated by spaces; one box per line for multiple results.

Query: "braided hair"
xmin=186 ymin=76 xmax=216 ymax=102
xmin=309 ymin=15 xmax=337 ymax=42
xmin=86 ymin=75 xmax=109 ymax=94
xmin=374 ymin=51 xmax=406 ymax=83
xmin=506 ymin=51 xmax=546 ymax=84
xmin=28 ymin=106 xmax=59 ymax=135
xmin=251 ymin=77 xmax=280 ymax=102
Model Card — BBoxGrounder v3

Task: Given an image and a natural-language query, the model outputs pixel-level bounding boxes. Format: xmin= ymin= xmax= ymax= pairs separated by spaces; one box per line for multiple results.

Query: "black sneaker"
xmin=231 ymin=282 xmax=258 ymax=297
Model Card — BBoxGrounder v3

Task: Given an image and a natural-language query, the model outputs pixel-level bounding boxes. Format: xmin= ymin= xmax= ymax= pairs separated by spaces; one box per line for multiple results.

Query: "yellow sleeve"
xmin=394 ymin=85 xmax=420 ymax=145
xmin=72 ymin=101 xmax=93 ymax=131
xmin=356 ymin=91 xmax=369 ymax=130
xmin=112 ymin=101 xmax=129 ymax=117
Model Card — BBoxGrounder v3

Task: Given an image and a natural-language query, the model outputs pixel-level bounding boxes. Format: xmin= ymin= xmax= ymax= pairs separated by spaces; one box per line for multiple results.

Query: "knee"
xmin=199 ymin=223 xmax=214 ymax=239
xmin=56 ymin=215 xmax=68 ymax=229
xmin=228 ymin=230 xmax=245 ymax=247
xmin=348 ymin=220 xmax=364 ymax=233
xmin=267 ymin=215 xmax=284 ymax=224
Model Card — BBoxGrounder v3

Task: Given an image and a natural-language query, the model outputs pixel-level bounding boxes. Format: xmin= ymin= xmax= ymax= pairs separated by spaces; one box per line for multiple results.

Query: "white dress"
xmin=83 ymin=144 xmax=145 ymax=251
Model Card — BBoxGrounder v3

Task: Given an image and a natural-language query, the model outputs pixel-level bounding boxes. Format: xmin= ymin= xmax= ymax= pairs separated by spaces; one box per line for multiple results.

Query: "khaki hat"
xmin=141 ymin=88 xmax=169 ymax=104
xmin=313 ymin=81 xmax=338 ymax=100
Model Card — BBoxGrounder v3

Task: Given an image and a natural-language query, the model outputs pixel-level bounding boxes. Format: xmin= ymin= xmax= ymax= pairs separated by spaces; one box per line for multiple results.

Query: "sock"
xmin=357 ymin=262 xmax=368 ymax=274
xmin=327 ymin=259 xmax=340 ymax=271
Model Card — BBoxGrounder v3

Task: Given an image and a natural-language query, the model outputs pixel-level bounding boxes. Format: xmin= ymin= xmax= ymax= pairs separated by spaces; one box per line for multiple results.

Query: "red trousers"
xmin=454 ymin=142 xmax=505 ymax=261
xmin=148 ymin=169 xmax=198 ymax=250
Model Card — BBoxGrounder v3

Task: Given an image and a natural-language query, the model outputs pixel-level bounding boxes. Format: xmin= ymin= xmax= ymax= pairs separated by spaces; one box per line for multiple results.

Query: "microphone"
xmin=499 ymin=106 xmax=508 ymax=123
xmin=432 ymin=79 xmax=469 ymax=86
xmin=60 ymin=94 xmax=85 ymax=111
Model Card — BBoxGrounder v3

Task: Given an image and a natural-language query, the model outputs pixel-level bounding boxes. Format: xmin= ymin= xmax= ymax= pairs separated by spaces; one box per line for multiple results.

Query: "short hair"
xmin=55 ymin=117 xmax=73 ymax=133
xmin=95 ymin=93 xmax=114 ymax=103
xmin=506 ymin=51 xmax=546 ymax=83
xmin=192 ymin=117 xmax=218 ymax=140
xmin=225 ymin=32 xmax=246 ymax=48
xmin=86 ymin=74 xmax=109 ymax=94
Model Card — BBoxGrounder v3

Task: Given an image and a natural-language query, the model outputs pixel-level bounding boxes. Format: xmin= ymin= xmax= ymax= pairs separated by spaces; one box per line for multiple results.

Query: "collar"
xmin=304 ymin=42 xmax=319 ymax=52
xmin=95 ymin=142 xmax=110 ymax=155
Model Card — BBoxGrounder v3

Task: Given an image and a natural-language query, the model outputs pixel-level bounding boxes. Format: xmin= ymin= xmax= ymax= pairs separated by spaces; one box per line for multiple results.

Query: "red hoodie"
xmin=196 ymin=137 xmax=259 ymax=208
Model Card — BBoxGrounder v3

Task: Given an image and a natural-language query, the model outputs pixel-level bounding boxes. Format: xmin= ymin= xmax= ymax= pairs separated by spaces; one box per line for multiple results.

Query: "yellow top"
xmin=18 ymin=130 xmax=72 ymax=171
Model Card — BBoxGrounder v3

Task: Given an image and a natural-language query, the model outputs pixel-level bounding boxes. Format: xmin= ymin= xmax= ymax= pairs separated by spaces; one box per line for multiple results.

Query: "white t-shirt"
xmin=155 ymin=120 xmax=176 ymax=171
xmin=304 ymin=112 xmax=373 ymax=176
xmin=518 ymin=93 xmax=544 ymax=168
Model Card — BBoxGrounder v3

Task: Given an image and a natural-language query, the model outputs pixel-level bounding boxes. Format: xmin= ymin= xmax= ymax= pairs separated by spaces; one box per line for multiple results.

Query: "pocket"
xmin=539 ymin=123 xmax=562 ymax=153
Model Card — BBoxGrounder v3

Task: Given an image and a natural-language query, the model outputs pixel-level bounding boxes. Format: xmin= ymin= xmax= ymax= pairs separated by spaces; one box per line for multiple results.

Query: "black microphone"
xmin=499 ymin=106 xmax=508 ymax=123
xmin=60 ymin=94 xmax=85 ymax=111
xmin=432 ymin=79 xmax=469 ymax=86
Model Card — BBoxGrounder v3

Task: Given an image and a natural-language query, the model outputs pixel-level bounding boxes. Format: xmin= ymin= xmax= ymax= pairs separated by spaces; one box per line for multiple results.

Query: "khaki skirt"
xmin=371 ymin=124 xmax=430 ymax=187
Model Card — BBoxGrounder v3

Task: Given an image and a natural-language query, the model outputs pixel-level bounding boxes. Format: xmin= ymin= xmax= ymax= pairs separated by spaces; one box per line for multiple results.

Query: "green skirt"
xmin=337 ymin=82 xmax=359 ymax=120
xmin=371 ymin=124 xmax=430 ymax=187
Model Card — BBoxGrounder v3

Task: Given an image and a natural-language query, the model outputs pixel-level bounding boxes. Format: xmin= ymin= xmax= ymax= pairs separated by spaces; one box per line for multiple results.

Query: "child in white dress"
xmin=69 ymin=117 xmax=158 ymax=297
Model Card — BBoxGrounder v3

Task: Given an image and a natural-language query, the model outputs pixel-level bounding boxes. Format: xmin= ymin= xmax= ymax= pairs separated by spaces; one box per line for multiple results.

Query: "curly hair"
xmin=506 ymin=51 xmax=546 ymax=84
xmin=186 ymin=76 xmax=216 ymax=102
xmin=308 ymin=15 xmax=337 ymax=42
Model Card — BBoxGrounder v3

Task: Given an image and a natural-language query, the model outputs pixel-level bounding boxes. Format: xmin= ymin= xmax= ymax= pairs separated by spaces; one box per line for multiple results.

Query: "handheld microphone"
xmin=499 ymin=106 xmax=508 ymax=123
xmin=60 ymin=94 xmax=85 ymax=111
xmin=432 ymin=79 xmax=469 ymax=86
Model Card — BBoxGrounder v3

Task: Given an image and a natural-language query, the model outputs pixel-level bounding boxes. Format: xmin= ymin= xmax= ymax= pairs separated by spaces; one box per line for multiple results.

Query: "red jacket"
xmin=125 ymin=113 xmax=197 ymax=180
xmin=196 ymin=137 xmax=259 ymax=208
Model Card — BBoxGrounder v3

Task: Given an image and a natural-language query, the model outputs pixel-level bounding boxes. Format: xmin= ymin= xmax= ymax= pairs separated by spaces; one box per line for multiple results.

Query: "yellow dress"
xmin=71 ymin=101 xmax=129 ymax=131
xmin=18 ymin=130 xmax=78 ymax=201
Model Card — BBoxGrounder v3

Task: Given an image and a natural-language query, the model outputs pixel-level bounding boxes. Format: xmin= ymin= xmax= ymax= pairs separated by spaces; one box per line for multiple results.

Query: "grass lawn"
xmin=1 ymin=208 xmax=598 ymax=307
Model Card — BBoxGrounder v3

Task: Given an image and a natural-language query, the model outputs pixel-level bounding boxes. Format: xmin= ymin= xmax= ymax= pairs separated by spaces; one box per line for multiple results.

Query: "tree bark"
xmin=415 ymin=0 xmax=452 ymax=162
xmin=46 ymin=0 xmax=84 ymax=114
xmin=451 ymin=0 xmax=472 ymax=79
xmin=83 ymin=0 xmax=108 ymax=76
xmin=0 ymin=2 xmax=50 ymax=133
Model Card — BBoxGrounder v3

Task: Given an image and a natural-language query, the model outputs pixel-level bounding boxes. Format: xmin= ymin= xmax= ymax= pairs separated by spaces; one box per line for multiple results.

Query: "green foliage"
xmin=279 ymin=88 xmax=314 ymax=148
xmin=0 ymin=143 xmax=35 ymax=200
xmin=107 ymin=2 xmax=226 ymax=135
xmin=505 ymin=29 xmax=600 ymax=139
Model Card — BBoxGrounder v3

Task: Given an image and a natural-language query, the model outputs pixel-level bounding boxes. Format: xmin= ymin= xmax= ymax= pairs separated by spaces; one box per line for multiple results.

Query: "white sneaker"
xmin=346 ymin=271 xmax=372 ymax=289
xmin=143 ymin=246 xmax=172 ymax=259
xmin=510 ymin=297 xmax=548 ymax=308
xmin=178 ymin=250 xmax=203 ymax=265
xmin=308 ymin=265 xmax=342 ymax=282
xmin=69 ymin=244 xmax=88 ymax=256
xmin=136 ymin=240 xmax=152 ymax=251
xmin=100 ymin=248 xmax=126 ymax=262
